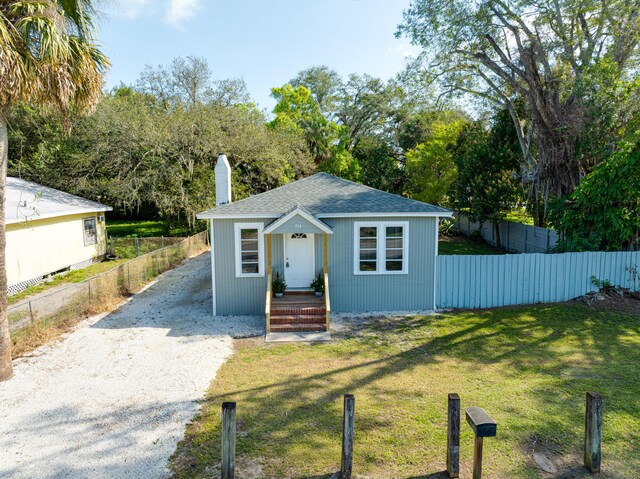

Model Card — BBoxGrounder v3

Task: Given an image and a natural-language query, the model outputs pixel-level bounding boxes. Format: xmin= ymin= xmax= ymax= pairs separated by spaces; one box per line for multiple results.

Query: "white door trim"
xmin=283 ymin=233 xmax=315 ymax=289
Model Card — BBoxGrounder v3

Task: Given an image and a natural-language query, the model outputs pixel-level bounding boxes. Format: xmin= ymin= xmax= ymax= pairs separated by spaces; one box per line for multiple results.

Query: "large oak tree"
xmin=398 ymin=0 xmax=640 ymax=223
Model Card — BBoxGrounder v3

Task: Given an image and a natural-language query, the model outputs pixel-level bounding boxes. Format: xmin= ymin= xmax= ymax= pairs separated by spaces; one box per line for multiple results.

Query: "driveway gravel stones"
xmin=0 ymin=253 xmax=262 ymax=479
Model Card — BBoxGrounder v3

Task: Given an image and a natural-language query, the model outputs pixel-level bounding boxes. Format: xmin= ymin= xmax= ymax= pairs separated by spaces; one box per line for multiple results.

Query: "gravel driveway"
xmin=0 ymin=252 xmax=263 ymax=479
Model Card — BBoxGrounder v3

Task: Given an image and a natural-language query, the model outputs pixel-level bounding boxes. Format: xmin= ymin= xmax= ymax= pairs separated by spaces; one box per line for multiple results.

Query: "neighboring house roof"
xmin=6 ymin=177 xmax=112 ymax=225
xmin=197 ymin=172 xmax=452 ymax=219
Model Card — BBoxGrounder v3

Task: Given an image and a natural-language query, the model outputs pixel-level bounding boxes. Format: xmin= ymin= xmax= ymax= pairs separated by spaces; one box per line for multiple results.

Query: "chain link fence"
xmin=8 ymin=231 xmax=209 ymax=336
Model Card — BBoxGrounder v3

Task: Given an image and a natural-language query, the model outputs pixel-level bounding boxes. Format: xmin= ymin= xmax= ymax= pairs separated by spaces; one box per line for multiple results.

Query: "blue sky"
xmin=100 ymin=0 xmax=418 ymax=111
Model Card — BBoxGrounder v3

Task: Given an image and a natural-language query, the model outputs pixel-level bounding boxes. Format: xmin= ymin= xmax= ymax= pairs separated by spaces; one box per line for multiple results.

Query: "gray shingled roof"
xmin=6 ymin=177 xmax=112 ymax=225
xmin=197 ymin=172 xmax=451 ymax=218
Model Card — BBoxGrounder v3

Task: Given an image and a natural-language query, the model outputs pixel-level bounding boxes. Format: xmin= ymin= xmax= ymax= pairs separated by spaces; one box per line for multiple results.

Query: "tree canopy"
xmin=398 ymin=0 xmax=640 ymax=223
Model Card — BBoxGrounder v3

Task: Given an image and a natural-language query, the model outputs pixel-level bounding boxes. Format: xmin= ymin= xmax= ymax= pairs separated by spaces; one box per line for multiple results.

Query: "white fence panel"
xmin=437 ymin=251 xmax=640 ymax=309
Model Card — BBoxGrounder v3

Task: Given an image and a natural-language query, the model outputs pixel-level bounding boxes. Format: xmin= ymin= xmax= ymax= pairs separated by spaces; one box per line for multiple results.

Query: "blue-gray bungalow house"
xmin=197 ymin=154 xmax=452 ymax=332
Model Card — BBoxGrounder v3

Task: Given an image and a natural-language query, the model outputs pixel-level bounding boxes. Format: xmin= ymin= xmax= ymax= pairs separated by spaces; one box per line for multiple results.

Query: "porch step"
xmin=269 ymin=291 xmax=328 ymax=333
xmin=269 ymin=323 xmax=327 ymax=332
xmin=271 ymin=307 xmax=326 ymax=315
xmin=270 ymin=314 xmax=326 ymax=324
xmin=265 ymin=331 xmax=331 ymax=343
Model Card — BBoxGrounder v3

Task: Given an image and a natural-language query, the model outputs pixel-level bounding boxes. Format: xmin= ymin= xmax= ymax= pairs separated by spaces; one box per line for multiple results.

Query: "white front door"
xmin=284 ymin=233 xmax=315 ymax=288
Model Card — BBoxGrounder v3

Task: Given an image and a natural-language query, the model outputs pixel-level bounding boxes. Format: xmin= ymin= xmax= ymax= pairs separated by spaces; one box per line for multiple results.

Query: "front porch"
xmin=269 ymin=292 xmax=327 ymax=332
xmin=264 ymin=205 xmax=332 ymax=334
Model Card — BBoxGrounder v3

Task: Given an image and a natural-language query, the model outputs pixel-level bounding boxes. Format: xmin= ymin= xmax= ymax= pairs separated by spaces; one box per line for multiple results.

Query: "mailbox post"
xmin=465 ymin=407 xmax=497 ymax=479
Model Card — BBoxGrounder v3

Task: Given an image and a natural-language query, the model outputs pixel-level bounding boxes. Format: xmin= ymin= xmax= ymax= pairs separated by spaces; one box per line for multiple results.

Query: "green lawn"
xmin=106 ymin=219 xmax=193 ymax=237
xmin=171 ymin=304 xmax=640 ymax=478
xmin=505 ymin=208 xmax=535 ymax=225
xmin=439 ymin=234 xmax=507 ymax=255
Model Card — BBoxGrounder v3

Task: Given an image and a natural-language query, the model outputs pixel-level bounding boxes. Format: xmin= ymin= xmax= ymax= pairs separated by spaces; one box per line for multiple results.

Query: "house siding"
xmin=7 ymin=213 xmax=108 ymax=287
xmin=213 ymin=217 xmax=270 ymax=315
xmin=213 ymin=215 xmax=438 ymax=315
xmin=321 ymin=217 xmax=437 ymax=312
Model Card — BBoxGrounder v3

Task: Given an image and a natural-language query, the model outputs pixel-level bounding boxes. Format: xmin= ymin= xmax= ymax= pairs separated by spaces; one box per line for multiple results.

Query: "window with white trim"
xmin=354 ymin=221 xmax=408 ymax=274
xmin=234 ymin=223 xmax=264 ymax=277
xmin=83 ymin=217 xmax=97 ymax=246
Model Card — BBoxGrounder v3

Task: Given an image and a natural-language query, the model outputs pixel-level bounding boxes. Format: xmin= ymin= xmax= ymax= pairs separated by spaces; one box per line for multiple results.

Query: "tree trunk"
xmin=0 ymin=113 xmax=13 ymax=381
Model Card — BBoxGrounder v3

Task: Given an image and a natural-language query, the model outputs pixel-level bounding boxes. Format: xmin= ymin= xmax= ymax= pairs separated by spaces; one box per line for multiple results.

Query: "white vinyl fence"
xmin=454 ymin=214 xmax=559 ymax=253
xmin=437 ymin=251 xmax=640 ymax=309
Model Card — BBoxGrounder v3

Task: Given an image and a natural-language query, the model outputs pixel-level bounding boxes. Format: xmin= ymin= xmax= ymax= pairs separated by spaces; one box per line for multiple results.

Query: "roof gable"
xmin=263 ymin=205 xmax=333 ymax=235
xmin=197 ymin=172 xmax=451 ymax=219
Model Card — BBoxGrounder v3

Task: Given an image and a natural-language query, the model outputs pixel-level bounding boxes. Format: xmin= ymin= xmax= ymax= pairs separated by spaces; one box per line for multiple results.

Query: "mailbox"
xmin=465 ymin=407 xmax=497 ymax=437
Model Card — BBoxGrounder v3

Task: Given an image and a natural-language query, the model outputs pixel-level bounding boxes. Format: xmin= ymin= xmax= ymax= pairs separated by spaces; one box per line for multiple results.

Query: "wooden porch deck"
xmin=269 ymin=292 xmax=327 ymax=332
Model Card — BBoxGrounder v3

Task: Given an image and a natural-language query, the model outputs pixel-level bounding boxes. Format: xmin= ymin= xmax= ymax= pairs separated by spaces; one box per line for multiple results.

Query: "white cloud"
xmin=165 ymin=0 xmax=202 ymax=28
xmin=117 ymin=0 xmax=152 ymax=19
xmin=387 ymin=42 xmax=421 ymax=60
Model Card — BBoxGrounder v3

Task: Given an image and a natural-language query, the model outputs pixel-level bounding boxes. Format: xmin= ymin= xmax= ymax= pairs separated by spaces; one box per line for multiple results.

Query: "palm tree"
xmin=0 ymin=1 xmax=109 ymax=381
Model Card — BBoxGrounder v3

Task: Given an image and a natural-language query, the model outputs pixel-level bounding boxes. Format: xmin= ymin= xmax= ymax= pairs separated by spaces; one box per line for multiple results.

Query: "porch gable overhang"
xmin=263 ymin=206 xmax=333 ymax=235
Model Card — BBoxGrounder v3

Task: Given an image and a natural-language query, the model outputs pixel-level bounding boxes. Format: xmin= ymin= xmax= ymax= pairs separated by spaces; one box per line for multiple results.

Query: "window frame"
xmin=83 ymin=216 xmax=98 ymax=246
xmin=353 ymin=221 xmax=409 ymax=275
xmin=234 ymin=222 xmax=265 ymax=278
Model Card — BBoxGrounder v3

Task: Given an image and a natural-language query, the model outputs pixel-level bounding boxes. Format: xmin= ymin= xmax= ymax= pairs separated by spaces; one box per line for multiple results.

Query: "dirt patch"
xmin=575 ymin=289 xmax=640 ymax=317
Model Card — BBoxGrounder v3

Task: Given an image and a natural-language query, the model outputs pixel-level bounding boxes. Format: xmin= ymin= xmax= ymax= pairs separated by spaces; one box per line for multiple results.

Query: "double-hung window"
xmin=234 ymin=223 xmax=264 ymax=277
xmin=354 ymin=221 xmax=408 ymax=274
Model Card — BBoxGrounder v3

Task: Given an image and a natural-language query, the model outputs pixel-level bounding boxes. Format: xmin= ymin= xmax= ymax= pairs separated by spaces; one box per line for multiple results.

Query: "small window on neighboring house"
xmin=354 ymin=221 xmax=408 ymax=274
xmin=83 ymin=217 xmax=97 ymax=246
xmin=234 ymin=223 xmax=264 ymax=277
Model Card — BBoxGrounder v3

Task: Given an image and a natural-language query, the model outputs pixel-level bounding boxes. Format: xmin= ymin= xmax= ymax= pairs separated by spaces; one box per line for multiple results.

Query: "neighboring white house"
xmin=6 ymin=177 xmax=112 ymax=295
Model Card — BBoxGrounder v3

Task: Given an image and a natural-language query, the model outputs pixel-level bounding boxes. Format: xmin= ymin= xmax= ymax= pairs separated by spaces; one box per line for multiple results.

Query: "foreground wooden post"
xmin=341 ymin=394 xmax=355 ymax=479
xmin=447 ymin=393 xmax=460 ymax=478
xmin=465 ymin=407 xmax=497 ymax=479
xmin=584 ymin=392 xmax=603 ymax=473
xmin=221 ymin=402 xmax=236 ymax=479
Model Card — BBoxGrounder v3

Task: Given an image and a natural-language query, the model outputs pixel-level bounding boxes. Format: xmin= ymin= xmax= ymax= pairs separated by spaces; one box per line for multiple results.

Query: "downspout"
xmin=210 ymin=219 xmax=217 ymax=316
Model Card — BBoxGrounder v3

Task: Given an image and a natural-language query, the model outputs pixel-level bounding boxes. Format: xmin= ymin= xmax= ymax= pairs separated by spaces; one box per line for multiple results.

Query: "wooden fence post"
xmin=341 ymin=394 xmax=355 ymax=479
xmin=221 ymin=402 xmax=237 ymax=479
xmin=584 ymin=392 xmax=603 ymax=473
xmin=447 ymin=393 xmax=460 ymax=478
xmin=28 ymin=301 xmax=34 ymax=324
